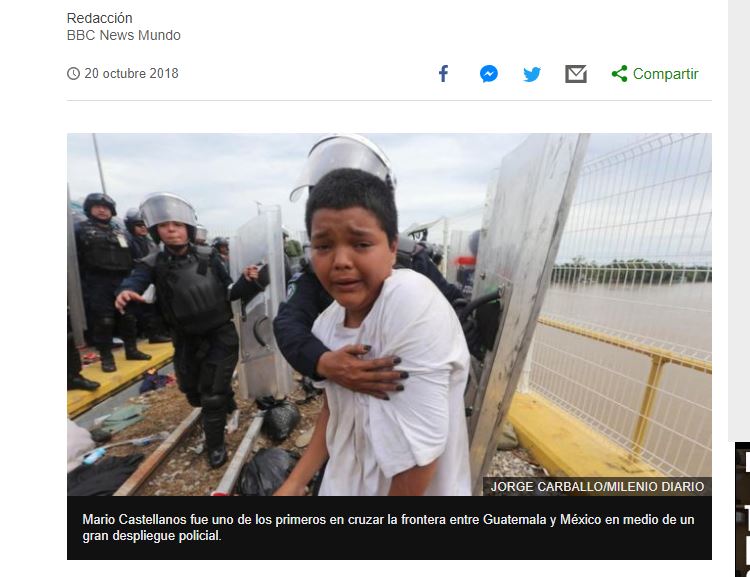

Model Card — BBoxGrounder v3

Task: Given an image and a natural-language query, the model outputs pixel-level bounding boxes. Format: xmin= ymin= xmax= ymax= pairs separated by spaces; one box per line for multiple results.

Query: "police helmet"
xmin=139 ymin=192 xmax=198 ymax=243
xmin=212 ymin=236 xmax=229 ymax=249
xmin=195 ymin=225 xmax=208 ymax=245
xmin=83 ymin=192 xmax=117 ymax=218
xmin=290 ymin=134 xmax=396 ymax=202
xmin=124 ymin=208 xmax=146 ymax=232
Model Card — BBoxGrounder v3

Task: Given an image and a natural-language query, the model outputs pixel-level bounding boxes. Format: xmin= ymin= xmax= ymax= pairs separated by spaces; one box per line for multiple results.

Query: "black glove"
xmin=452 ymin=298 xmax=469 ymax=314
xmin=254 ymin=263 xmax=270 ymax=289
xmin=462 ymin=317 xmax=484 ymax=360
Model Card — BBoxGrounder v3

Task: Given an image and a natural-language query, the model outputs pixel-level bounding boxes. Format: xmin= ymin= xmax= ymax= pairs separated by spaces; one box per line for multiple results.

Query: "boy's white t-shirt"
xmin=312 ymin=268 xmax=471 ymax=496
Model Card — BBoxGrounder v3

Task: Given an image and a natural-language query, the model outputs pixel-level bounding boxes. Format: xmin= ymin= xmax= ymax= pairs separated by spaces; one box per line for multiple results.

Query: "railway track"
xmin=113 ymin=408 xmax=264 ymax=497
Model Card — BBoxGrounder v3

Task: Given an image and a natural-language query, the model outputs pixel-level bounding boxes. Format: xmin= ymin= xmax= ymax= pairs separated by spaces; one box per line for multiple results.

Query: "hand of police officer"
xmin=243 ymin=265 xmax=259 ymax=282
xmin=255 ymin=263 xmax=270 ymax=288
xmin=315 ymin=344 xmax=407 ymax=400
xmin=115 ymin=290 xmax=146 ymax=314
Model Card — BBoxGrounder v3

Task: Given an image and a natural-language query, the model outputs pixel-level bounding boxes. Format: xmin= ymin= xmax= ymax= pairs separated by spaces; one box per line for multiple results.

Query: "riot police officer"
xmin=75 ymin=193 xmax=151 ymax=372
xmin=124 ymin=208 xmax=172 ymax=344
xmin=124 ymin=208 xmax=157 ymax=260
xmin=115 ymin=193 xmax=262 ymax=468
xmin=212 ymin=237 xmax=230 ymax=272
xmin=273 ymin=134 xmax=464 ymax=398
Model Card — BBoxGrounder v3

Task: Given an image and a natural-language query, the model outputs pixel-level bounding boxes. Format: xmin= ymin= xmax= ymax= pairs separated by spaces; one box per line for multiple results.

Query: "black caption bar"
xmin=68 ymin=496 xmax=710 ymax=560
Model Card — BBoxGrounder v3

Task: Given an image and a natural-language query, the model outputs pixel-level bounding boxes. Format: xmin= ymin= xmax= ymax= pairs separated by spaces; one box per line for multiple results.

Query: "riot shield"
xmin=67 ymin=187 xmax=87 ymax=346
xmin=230 ymin=206 xmax=294 ymax=399
xmin=466 ymin=134 xmax=590 ymax=494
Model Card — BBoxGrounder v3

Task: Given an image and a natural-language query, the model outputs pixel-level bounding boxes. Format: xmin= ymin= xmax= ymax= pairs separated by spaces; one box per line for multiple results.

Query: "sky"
xmin=66 ymin=133 xmax=711 ymax=264
xmin=67 ymin=133 xmax=530 ymax=239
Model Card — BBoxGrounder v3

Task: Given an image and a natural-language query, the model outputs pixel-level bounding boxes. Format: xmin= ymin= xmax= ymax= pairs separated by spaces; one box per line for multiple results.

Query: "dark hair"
xmin=305 ymin=168 xmax=398 ymax=243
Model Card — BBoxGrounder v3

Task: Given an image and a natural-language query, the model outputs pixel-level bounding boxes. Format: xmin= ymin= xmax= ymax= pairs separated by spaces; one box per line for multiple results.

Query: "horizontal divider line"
xmin=67 ymin=98 xmax=713 ymax=103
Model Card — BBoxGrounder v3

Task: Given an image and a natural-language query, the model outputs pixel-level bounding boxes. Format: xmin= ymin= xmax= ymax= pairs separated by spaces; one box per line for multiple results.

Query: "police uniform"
xmin=127 ymin=231 xmax=156 ymax=260
xmin=125 ymin=229 xmax=172 ymax=343
xmin=75 ymin=213 xmax=149 ymax=371
xmin=124 ymin=208 xmax=157 ymax=261
xmin=273 ymin=239 xmax=464 ymax=379
xmin=118 ymin=243 xmax=261 ymax=467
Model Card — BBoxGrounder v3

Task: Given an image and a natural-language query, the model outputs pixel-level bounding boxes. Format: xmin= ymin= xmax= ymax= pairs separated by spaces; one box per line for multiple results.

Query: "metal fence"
xmin=526 ymin=133 xmax=712 ymax=476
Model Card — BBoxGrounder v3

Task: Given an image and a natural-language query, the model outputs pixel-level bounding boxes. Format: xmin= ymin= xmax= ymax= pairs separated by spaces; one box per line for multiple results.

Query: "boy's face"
xmin=157 ymin=221 xmax=189 ymax=246
xmin=310 ymin=207 xmax=397 ymax=326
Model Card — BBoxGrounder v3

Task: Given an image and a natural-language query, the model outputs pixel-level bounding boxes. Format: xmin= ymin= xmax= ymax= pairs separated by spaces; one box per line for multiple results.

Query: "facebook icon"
xmin=439 ymin=65 xmax=448 ymax=82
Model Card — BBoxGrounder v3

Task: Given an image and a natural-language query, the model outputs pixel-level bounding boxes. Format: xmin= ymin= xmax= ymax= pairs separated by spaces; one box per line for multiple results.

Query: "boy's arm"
xmin=388 ymin=460 xmax=439 ymax=496
xmin=274 ymin=394 xmax=330 ymax=496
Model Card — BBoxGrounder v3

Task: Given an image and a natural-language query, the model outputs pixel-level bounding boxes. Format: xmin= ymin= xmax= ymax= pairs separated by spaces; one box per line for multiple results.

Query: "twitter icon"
xmin=523 ymin=67 xmax=541 ymax=82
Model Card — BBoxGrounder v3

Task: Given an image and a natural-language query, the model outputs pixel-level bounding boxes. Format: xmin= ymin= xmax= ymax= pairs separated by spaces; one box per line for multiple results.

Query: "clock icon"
xmin=67 ymin=67 xmax=81 ymax=80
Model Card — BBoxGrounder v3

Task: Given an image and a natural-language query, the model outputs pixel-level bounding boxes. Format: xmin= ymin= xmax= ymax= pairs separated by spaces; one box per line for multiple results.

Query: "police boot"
xmin=148 ymin=333 xmax=172 ymax=344
xmin=147 ymin=317 xmax=172 ymax=344
xmin=208 ymin=444 xmax=227 ymax=469
xmin=68 ymin=375 xmax=101 ymax=391
xmin=202 ymin=402 xmax=228 ymax=468
xmin=99 ymin=349 xmax=117 ymax=373
xmin=121 ymin=314 xmax=152 ymax=361
xmin=125 ymin=346 xmax=152 ymax=361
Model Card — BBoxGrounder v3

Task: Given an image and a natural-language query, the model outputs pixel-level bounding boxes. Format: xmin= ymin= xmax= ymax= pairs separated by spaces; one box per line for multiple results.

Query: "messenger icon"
xmin=565 ymin=65 xmax=587 ymax=83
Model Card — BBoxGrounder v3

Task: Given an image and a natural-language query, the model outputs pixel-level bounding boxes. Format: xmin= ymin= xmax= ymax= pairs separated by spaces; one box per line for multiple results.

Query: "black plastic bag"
xmin=257 ymin=397 xmax=301 ymax=441
xmin=238 ymin=448 xmax=299 ymax=496
xmin=67 ymin=454 xmax=145 ymax=496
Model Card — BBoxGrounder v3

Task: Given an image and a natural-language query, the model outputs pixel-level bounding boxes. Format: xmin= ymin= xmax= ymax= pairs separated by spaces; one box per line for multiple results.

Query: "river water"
xmin=528 ymin=280 xmax=712 ymax=476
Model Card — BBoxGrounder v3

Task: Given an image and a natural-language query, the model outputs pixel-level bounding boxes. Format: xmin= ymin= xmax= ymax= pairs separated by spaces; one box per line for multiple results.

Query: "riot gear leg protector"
xmin=93 ymin=317 xmax=117 ymax=372
xmin=201 ymin=393 xmax=229 ymax=468
xmin=197 ymin=337 xmax=238 ymax=468
xmin=185 ymin=392 xmax=202 ymax=407
xmin=120 ymin=313 xmax=152 ymax=361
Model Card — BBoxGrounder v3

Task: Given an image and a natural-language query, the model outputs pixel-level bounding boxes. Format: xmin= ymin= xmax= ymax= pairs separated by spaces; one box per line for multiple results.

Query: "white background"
xmin=1 ymin=0 xmax=734 ymax=574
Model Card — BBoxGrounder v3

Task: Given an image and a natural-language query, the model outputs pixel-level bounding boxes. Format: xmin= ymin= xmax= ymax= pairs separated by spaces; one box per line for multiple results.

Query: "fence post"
xmin=631 ymin=356 xmax=667 ymax=456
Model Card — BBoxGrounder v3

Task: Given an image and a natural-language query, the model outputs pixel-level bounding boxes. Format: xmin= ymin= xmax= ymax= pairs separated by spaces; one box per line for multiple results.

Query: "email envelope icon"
xmin=565 ymin=65 xmax=587 ymax=83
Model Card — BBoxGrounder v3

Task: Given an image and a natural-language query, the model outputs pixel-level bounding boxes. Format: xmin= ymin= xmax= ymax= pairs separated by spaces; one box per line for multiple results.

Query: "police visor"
xmin=290 ymin=135 xmax=394 ymax=202
xmin=140 ymin=192 xmax=198 ymax=229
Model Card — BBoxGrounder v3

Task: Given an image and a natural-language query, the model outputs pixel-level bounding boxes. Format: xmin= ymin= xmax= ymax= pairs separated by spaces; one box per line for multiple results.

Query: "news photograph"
xmin=66 ymin=132 xmax=711 ymax=497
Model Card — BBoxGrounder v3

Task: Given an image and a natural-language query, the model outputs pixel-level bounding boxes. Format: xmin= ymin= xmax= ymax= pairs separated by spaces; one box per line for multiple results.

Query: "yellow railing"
xmin=537 ymin=316 xmax=711 ymax=456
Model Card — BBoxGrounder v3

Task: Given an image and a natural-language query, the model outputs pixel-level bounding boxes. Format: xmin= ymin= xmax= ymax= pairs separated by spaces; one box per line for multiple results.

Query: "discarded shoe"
xmin=68 ymin=376 xmax=101 ymax=391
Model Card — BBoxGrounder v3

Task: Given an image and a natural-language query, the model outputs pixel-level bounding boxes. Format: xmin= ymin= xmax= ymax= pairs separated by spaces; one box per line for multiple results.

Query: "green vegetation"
xmin=551 ymin=258 xmax=712 ymax=285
